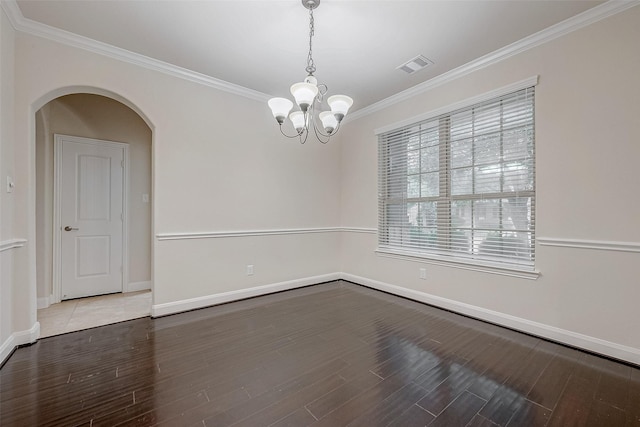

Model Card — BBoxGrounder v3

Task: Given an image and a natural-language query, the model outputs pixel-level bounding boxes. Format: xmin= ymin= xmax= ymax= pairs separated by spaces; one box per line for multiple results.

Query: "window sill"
xmin=375 ymin=248 xmax=540 ymax=280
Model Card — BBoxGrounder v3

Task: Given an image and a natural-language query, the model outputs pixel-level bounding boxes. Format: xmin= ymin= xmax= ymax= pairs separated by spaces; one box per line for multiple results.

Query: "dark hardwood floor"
xmin=1 ymin=281 xmax=639 ymax=426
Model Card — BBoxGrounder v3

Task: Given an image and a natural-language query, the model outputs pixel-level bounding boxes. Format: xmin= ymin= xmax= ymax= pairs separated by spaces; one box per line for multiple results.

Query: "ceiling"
xmin=15 ymin=0 xmax=604 ymax=112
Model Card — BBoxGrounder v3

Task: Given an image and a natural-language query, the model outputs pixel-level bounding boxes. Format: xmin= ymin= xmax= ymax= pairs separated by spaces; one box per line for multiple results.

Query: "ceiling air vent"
xmin=397 ymin=55 xmax=434 ymax=74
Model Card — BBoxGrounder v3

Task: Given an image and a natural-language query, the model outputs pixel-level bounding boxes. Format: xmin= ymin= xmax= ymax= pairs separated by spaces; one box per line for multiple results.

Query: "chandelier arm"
xmin=313 ymin=125 xmax=331 ymax=144
xmin=279 ymin=125 xmax=305 ymax=139
xmin=310 ymin=118 xmax=332 ymax=144
xmin=310 ymin=110 xmax=342 ymax=139
xmin=331 ymin=120 xmax=342 ymax=136
xmin=315 ymin=83 xmax=327 ymax=104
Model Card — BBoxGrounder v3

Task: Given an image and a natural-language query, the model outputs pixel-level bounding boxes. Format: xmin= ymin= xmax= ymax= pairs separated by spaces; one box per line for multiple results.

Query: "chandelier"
xmin=267 ymin=0 xmax=353 ymax=144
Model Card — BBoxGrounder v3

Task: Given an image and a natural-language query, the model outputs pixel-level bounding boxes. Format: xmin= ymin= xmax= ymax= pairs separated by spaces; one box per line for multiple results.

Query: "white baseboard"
xmin=37 ymin=295 xmax=52 ymax=309
xmin=340 ymin=273 xmax=640 ymax=366
xmin=0 ymin=335 xmax=15 ymax=367
xmin=125 ymin=281 xmax=152 ymax=293
xmin=151 ymin=273 xmax=340 ymax=317
xmin=0 ymin=322 xmax=40 ymax=366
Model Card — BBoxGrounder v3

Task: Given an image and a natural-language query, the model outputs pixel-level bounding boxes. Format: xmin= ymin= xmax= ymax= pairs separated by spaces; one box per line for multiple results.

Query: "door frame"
xmin=52 ymin=134 xmax=130 ymax=303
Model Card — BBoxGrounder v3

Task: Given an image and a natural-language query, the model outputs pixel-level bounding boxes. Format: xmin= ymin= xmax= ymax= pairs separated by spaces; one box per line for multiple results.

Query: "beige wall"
xmin=35 ymin=94 xmax=152 ymax=303
xmin=338 ymin=6 xmax=640 ymax=362
xmin=0 ymin=6 xmax=14 ymax=356
xmin=0 ymin=7 xmax=35 ymax=362
xmin=0 ymin=9 xmax=14 ymax=242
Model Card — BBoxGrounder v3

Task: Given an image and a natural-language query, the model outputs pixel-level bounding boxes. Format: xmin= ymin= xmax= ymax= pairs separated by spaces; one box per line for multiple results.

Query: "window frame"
xmin=376 ymin=78 xmax=539 ymax=279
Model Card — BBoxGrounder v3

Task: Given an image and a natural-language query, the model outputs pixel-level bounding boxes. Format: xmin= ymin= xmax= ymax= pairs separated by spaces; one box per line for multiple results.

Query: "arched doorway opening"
xmin=34 ymin=92 xmax=153 ymax=336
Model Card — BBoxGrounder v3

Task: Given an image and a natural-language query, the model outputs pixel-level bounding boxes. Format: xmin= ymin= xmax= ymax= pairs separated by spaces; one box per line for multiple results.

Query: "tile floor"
xmin=37 ymin=290 xmax=152 ymax=338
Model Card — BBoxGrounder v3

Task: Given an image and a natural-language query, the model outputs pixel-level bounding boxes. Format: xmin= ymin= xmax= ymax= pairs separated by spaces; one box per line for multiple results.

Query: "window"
xmin=378 ymin=87 xmax=535 ymax=271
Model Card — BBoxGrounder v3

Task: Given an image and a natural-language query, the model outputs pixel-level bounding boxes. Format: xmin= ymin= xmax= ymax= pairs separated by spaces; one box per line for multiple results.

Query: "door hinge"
xmin=121 ymin=160 xmax=125 ymax=168
xmin=120 ymin=212 xmax=124 ymax=221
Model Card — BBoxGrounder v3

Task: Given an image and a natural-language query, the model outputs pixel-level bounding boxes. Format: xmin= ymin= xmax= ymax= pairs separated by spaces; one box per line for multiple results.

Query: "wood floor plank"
xmin=546 ymin=353 xmax=601 ymax=427
xmin=203 ymin=358 xmax=348 ymax=427
xmin=1 ymin=280 xmax=638 ymax=427
xmin=467 ymin=414 xmax=501 ymax=427
xmin=152 ymin=387 xmax=250 ymax=427
xmin=427 ymin=390 xmax=487 ymax=427
xmin=478 ymin=340 xmax=557 ymax=425
xmin=387 ymin=403 xmax=435 ymax=427
xmin=592 ymin=355 xmax=631 ymax=410
xmin=505 ymin=398 xmax=551 ymax=427
xmin=228 ymin=374 xmax=346 ymax=427
xmin=628 ymin=368 xmax=640 ymax=426
xmin=108 ymin=389 xmax=210 ymax=427
xmin=304 ymin=370 xmax=381 ymax=420
xmin=308 ymin=373 xmax=408 ymax=427
xmin=586 ymin=399 xmax=628 ymax=427
xmin=345 ymin=382 xmax=429 ymax=427
xmin=526 ymin=349 xmax=580 ymax=410
xmin=269 ymin=407 xmax=317 ymax=427
xmin=416 ymin=361 xmax=480 ymax=416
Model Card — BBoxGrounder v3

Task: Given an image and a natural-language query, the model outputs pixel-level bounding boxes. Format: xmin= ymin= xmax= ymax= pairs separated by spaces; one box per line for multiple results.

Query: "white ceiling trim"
xmin=0 ymin=0 xmax=21 ymax=28
xmin=0 ymin=0 xmax=271 ymax=103
xmin=346 ymin=0 xmax=639 ymax=122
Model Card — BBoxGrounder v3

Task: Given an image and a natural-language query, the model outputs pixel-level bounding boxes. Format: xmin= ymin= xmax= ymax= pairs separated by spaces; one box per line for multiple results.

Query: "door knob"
xmin=64 ymin=226 xmax=79 ymax=231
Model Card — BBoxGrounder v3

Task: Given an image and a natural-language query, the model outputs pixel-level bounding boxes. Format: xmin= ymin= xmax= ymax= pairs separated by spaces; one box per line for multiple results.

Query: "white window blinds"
xmin=378 ymin=87 xmax=535 ymax=270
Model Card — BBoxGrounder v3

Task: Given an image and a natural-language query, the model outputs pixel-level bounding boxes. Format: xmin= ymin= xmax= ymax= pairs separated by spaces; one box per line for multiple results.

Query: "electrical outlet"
xmin=246 ymin=265 xmax=254 ymax=276
xmin=6 ymin=176 xmax=15 ymax=193
xmin=419 ymin=268 xmax=427 ymax=280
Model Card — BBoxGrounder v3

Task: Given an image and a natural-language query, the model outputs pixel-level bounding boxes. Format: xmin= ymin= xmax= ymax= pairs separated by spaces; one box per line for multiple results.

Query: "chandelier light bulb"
xmin=327 ymin=95 xmax=354 ymax=123
xmin=290 ymin=82 xmax=319 ymax=112
xmin=319 ymin=111 xmax=338 ymax=134
xmin=289 ymin=111 xmax=306 ymax=132
xmin=268 ymin=98 xmax=294 ymax=124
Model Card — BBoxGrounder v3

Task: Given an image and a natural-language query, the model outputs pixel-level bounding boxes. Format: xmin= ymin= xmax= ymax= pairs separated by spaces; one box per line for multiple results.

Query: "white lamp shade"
xmin=290 ymin=82 xmax=318 ymax=111
xmin=319 ymin=111 xmax=338 ymax=134
xmin=289 ymin=111 xmax=306 ymax=132
xmin=327 ymin=95 xmax=353 ymax=121
xmin=268 ymin=98 xmax=294 ymax=124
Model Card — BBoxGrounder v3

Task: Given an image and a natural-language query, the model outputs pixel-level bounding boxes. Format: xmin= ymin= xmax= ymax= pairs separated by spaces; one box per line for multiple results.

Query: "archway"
xmin=33 ymin=88 xmax=154 ymax=336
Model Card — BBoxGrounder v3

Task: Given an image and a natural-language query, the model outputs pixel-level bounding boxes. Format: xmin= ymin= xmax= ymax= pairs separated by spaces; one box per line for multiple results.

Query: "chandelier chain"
xmin=306 ymin=7 xmax=316 ymax=75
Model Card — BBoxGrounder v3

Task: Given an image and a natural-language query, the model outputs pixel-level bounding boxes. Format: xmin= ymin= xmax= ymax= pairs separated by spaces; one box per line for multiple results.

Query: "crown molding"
xmin=0 ymin=0 xmax=270 ymax=103
xmin=347 ymin=1 xmax=640 ymax=122
xmin=0 ymin=0 xmax=21 ymax=28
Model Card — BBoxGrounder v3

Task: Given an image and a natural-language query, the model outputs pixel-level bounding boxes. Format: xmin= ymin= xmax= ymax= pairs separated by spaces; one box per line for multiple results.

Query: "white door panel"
xmin=58 ymin=136 xmax=125 ymax=300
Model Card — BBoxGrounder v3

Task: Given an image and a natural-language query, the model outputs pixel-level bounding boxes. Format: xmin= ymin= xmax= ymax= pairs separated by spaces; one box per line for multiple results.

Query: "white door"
xmin=58 ymin=136 xmax=125 ymax=300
